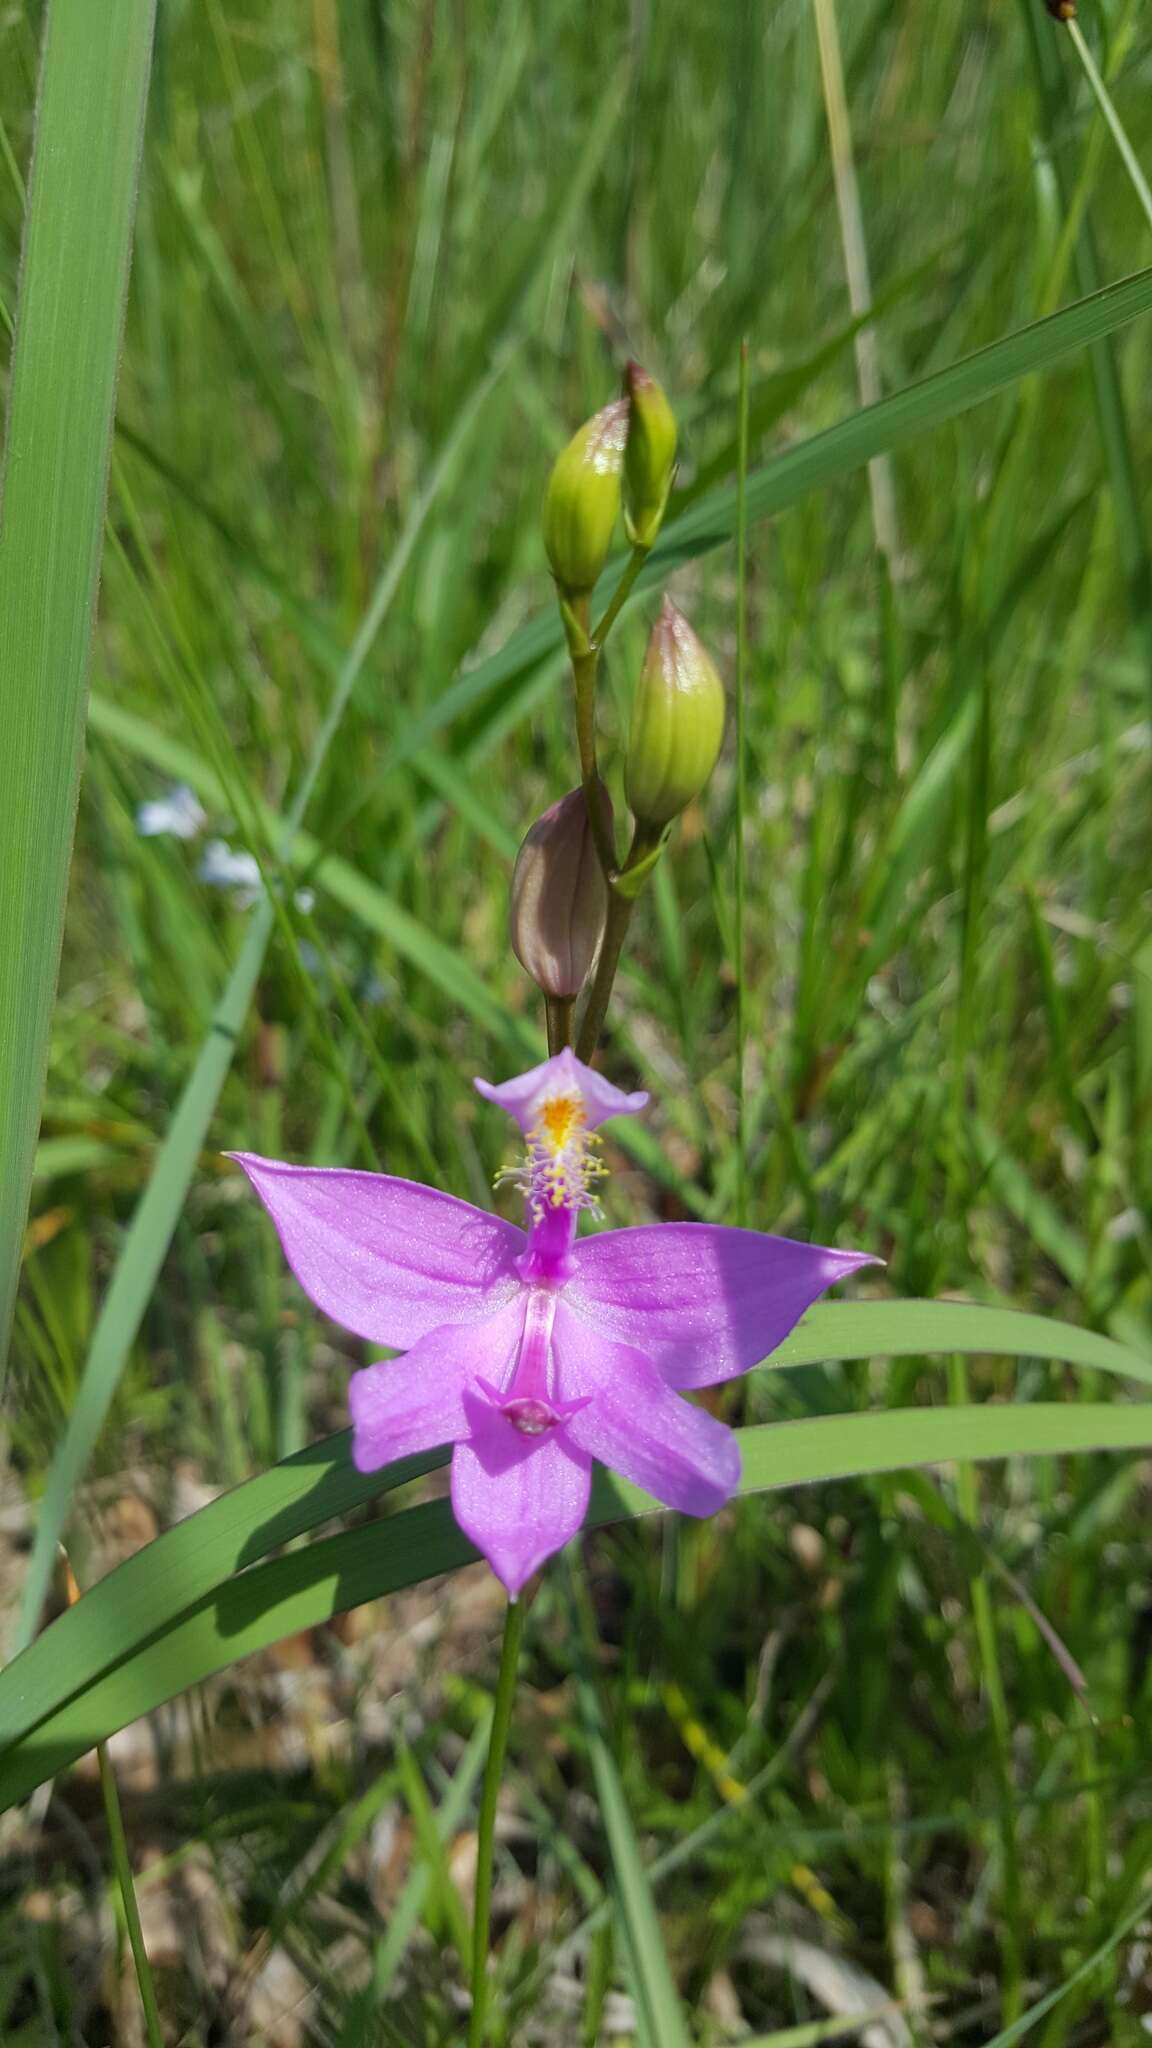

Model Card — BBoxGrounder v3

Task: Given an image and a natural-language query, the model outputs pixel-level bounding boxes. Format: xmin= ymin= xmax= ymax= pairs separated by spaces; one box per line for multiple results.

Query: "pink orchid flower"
xmin=231 ymin=1050 xmax=874 ymax=1596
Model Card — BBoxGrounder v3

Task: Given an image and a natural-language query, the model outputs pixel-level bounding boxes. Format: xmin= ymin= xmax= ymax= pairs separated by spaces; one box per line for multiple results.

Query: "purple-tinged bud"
xmin=623 ymin=361 xmax=677 ymax=549
xmin=510 ymin=784 xmax=613 ymax=998
xmin=625 ymin=599 xmax=725 ymax=826
xmin=542 ymin=400 xmax=629 ymax=596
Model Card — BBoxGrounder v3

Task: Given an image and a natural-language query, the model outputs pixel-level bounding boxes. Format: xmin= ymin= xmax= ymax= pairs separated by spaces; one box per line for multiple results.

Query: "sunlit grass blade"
xmin=569 ymin=1561 xmax=692 ymax=2048
xmin=340 ymin=266 xmax=1152 ymax=778
xmin=3 ymin=1397 xmax=1150 ymax=1811
xmin=13 ymin=348 xmax=514 ymax=1652
xmin=1020 ymin=2 xmax=1152 ymax=725
xmin=374 ymin=1712 xmax=492 ymax=1999
xmin=0 ymin=0 xmax=156 ymax=1369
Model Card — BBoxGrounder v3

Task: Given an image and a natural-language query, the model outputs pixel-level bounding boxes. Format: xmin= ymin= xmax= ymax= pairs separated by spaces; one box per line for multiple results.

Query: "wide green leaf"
xmin=0 ymin=0 xmax=156 ymax=1369
xmin=2 ymin=1295 xmax=1144 ymax=1767
xmin=3 ymin=1384 xmax=1150 ymax=1809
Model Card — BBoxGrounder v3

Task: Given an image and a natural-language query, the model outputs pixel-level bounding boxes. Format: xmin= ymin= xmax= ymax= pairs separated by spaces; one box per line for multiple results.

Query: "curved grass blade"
xmin=768 ymin=1298 xmax=1152 ymax=1383
xmin=13 ymin=348 xmax=514 ymax=1654
xmin=1020 ymin=2 xmax=1152 ymax=729
xmin=0 ymin=0 xmax=156 ymax=1370
xmin=569 ymin=1558 xmax=691 ymax=2047
xmin=97 ymin=268 xmax=1152 ymax=826
xmin=366 ymin=265 xmax=1152 ymax=772
xmin=979 ymin=1884 xmax=1150 ymax=2048
xmin=3 ymin=1399 xmax=1151 ymax=1811
xmin=1 ymin=1298 xmax=1146 ymax=1768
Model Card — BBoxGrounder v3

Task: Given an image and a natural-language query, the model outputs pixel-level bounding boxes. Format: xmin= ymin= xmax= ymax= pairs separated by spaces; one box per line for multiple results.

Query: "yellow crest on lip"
xmin=536 ymin=1091 xmax=584 ymax=1154
xmin=494 ymin=1086 xmax=606 ymax=1217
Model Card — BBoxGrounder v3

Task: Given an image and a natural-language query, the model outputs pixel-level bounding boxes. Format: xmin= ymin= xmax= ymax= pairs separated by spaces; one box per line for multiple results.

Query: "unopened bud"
xmin=625 ymin=599 xmax=725 ymax=826
xmin=542 ymin=400 xmax=628 ymax=596
xmin=623 ymin=362 xmax=677 ymax=548
xmin=510 ymin=784 xmax=612 ymax=998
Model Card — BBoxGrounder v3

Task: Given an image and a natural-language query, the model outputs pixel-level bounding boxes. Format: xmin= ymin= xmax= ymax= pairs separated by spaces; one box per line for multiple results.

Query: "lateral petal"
xmin=552 ymin=1304 xmax=740 ymax=1516
xmin=229 ymin=1154 xmax=525 ymax=1349
xmin=568 ymin=1223 xmax=876 ymax=1390
xmin=349 ymin=1300 xmax=524 ymax=1473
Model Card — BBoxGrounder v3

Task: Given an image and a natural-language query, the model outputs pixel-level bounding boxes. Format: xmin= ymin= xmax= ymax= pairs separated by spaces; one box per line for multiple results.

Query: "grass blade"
xmin=1020 ymin=2 xmax=1152 ymax=726
xmin=3 ymin=1397 xmax=1150 ymax=1810
xmin=569 ymin=1561 xmax=692 ymax=2047
xmin=339 ymin=266 xmax=1152 ymax=782
xmin=13 ymin=348 xmax=514 ymax=1651
xmin=0 ymin=1296 xmax=1146 ymax=1775
xmin=0 ymin=0 xmax=156 ymax=1367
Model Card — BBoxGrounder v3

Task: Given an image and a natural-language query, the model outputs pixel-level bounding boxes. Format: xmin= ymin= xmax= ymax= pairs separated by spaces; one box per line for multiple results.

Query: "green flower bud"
xmin=509 ymin=783 xmax=613 ymax=998
xmin=623 ymin=361 xmax=677 ymax=549
xmin=542 ymin=399 xmax=628 ymax=596
xmin=625 ymin=599 xmax=725 ymax=826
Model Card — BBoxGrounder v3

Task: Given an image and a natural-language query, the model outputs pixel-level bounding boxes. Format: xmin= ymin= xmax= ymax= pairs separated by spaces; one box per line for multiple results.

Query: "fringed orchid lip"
xmin=231 ymin=1051 xmax=879 ymax=1596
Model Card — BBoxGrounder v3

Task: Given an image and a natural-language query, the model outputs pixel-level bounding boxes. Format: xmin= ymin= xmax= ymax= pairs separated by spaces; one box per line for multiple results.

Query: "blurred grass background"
xmin=2 ymin=0 xmax=1152 ymax=2039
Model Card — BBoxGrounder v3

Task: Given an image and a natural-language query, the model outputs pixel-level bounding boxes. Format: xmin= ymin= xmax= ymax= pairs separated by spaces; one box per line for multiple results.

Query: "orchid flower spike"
xmin=231 ymin=1052 xmax=876 ymax=1596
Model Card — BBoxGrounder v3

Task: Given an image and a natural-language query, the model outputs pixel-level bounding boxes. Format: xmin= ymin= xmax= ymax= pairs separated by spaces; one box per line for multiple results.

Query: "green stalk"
xmin=734 ymin=340 xmax=751 ymax=1226
xmin=592 ymin=542 xmax=648 ymax=647
xmin=575 ymin=821 xmax=665 ymax=1063
xmin=572 ymin=634 xmax=619 ymax=881
xmin=99 ymin=1743 xmax=164 ymax=2048
xmin=948 ymin=1355 xmax=1023 ymax=2025
xmin=467 ymin=1594 xmax=527 ymax=2048
xmin=1020 ymin=0 xmax=1152 ymax=733
xmin=810 ymin=0 xmax=900 ymax=564
xmin=1065 ymin=16 xmax=1152 ymax=237
xmin=63 ymin=1555 xmax=163 ymax=2047
xmin=576 ymin=888 xmax=636 ymax=1064
xmin=546 ymin=995 xmax=575 ymax=1054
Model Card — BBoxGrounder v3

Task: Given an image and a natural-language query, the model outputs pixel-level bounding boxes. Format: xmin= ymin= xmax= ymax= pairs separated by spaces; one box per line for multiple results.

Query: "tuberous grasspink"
xmin=231 ymin=360 xmax=875 ymax=2048
xmin=236 ymin=364 xmax=873 ymax=1594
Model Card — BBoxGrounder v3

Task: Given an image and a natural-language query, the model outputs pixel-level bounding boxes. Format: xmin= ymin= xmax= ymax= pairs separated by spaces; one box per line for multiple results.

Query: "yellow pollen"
xmin=493 ymin=1090 xmax=607 ymax=1219
xmin=537 ymin=1092 xmax=584 ymax=1153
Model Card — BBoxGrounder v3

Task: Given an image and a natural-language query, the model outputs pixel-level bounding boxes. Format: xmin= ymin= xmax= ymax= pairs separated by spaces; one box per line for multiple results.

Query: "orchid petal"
xmin=552 ymin=1304 xmax=740 ymax=1515
xmin=568 ymin=1223 xmax=877 ymax=1390
xmin=450 ymin=1392 xmax=592 ymax=1595
xmin=348 ymin=1301 xmax=524 ymax=1473
xmin=474 ymin=1048 xmax=647 ymax=1133
xmin=229 ymin=1154 xmax=525 ymax=1349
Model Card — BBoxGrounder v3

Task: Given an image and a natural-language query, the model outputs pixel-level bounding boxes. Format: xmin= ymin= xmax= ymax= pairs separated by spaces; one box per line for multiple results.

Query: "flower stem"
xmin=734 ymin=338 xmax=750 ymax=1228
xmin=1066 ymin=16 xmax=1152 ymax=239
xmin=64 ymin=1549 xmax=162 ymax=2048
xmin=947 ymin=1354 xmax=1023 ymax=2025
xmin=468 ymin=1593 xmax=527 ymax=2048
xmin=575 ymin=821 xmax=663 ymax=1062
xmin=572 ymin=630 xmax=618 ymax=883
xmin=576 ymin=885 xmax=635 ymax=1063
xmin=99 ymin=1743 xmax=164 ymax=2048
xmin=545 ymin=993 xmax=575 ymax=1054
xmin=591 ymin=542 xmax=648 ymax=646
